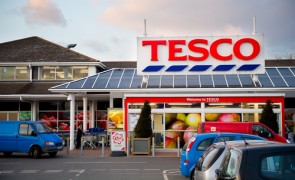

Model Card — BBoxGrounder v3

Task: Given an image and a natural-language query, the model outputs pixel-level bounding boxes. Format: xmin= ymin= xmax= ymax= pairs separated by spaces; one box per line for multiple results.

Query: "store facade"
xmin=2 ymin=36 xmax=294 ymax=152
xmin=50 ymin=34 xmax=295 ymax=151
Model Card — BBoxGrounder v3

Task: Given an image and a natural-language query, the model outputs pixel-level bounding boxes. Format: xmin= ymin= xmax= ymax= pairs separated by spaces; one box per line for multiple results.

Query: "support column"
xmin=83 ymin=97 xmax=88 ymax=132
xmin=90 ymin=100 xmax=96 ymax=128
xmin=31 ymin=101 xmax=37 ymax=121
xmin=68 ymin=94 xmax=76 ymax=150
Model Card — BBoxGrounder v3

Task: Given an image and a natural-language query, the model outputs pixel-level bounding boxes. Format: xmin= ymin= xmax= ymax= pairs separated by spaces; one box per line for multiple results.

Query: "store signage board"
xmin=110 ymin=130 xmax=126 ymax=152
xmin=137 ymin=35 xmax=265 ymax=75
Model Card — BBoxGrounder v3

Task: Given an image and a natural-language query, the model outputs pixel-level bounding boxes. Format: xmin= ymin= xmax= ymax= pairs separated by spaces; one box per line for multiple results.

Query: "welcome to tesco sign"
xmin=137 ymin=35 xmax=264 ymax=75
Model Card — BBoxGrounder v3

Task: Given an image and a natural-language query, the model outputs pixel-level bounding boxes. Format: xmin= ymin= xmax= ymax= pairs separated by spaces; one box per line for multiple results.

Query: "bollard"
xmin=101 ymin=136 xmax=105 ymax=157
xmin=177 ymin=136 xmax=180 ymax=157
xmin=152 ymin=137 xmax=155 ymax=156
xmin=127 ymin=137 xmax=130 ymax=156
xmin=67 ymin=138 xmax=69 ymax=156
xmin=80 ymin=137 xmax=83 ymax=156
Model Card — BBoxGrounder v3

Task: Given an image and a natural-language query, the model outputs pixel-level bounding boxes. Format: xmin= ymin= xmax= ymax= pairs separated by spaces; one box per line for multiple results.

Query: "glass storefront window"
xmin=165 ymin=103 xmax=200 ymax=108
xmin=0 ymin=66 xmax=29 ymax=80
xmin=19 ymin=111 xmax=31 ymax=121
xmin=128 ymin=103 xmax=164 ymax=109
xmin=40 ymin=66 xmax=88 ymax=80
xmin=73 ymin=66 xmax=88 ymax=79
xmin=15 ymin=66 xmax=29 ymax=80
xmin=205 ymin=103 xmax=241 ymax=108
xmin=1 ymin=67 xmax=14 ymax=80
xmin=164 ymin=113 xmax=200 ymax=148
xmin=205 ymin=113 xmax=241 ymax=122
xmin=242 ymin=103 xmax=281 ymax=109
xmin=41 ymin=66 xmax=56 ymax=80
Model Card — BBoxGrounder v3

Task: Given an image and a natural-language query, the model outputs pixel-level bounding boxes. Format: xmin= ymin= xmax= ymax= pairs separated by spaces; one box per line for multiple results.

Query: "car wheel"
xmin=190 ymin=170 xmax=195 ymax=180
xmin=31 ymin=146 xmax=41 ymax=159
xmin=48 ymin=152 xmax=57 ymax=157
xmin=3 ymin=152 xmax=12 ymax=156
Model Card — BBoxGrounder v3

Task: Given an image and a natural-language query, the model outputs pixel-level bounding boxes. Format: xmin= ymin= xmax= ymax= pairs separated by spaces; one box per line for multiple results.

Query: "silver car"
xmin=193 ymin=140 xmax=277 ymax=180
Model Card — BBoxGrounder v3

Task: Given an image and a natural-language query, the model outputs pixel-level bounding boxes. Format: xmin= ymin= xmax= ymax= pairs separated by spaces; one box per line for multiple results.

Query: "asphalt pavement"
xmin=0 ymin=147 xmax=186 ymax=180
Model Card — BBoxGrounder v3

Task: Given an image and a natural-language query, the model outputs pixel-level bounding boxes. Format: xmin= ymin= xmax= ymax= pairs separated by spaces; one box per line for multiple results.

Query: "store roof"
xmin=50 ymin=67 xmax=295 ymax=92
xmin=0 ymin=36 xmax=104 ymax=66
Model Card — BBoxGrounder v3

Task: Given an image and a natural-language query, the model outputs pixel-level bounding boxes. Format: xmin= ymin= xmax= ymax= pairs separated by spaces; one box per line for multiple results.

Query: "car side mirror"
xmin=215 ymin=169 xmax=220 ymax=176
xmin=31 ymin=131 xmax=37 ymax=136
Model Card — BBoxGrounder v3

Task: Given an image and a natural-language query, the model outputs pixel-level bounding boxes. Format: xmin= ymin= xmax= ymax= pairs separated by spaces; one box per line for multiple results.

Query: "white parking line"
xmin=163 ymin=169 xmax=180 ymax=180
xmin=68 ymin=169 xmax=85 ymax=173
xmin=19 ymin=170 xmax=38 ymax=173
xmin=44 ymin=170 xmax=63 ymax=173
xmin=144 ymin=169 xmax=160 ymax=171
xmin=91 ymin=169 xmax=107 ymax=171
xmin=64 ymin=161 xmax=147 ymax=164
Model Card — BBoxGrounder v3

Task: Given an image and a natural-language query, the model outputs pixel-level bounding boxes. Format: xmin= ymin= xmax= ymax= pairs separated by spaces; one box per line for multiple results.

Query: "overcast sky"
xmin=0 ymin=0 xmax=294 ymax=61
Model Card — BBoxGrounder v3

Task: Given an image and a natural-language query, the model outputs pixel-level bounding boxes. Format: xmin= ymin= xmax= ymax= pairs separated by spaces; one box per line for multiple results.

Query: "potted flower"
xmin=132 ymin=100 xmax=152 ymax=155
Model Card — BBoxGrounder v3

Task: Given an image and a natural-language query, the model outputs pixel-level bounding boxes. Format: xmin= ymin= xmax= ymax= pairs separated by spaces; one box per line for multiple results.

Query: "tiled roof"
xmin=0 ymin=82 xmax=65 ymax=95
xmin=102 ymin=61 xmax=137 ymax=69
xmin=0 ymin=36 xmax=99 ymax=63
xmin=265 ymin=59 xmax=295 ymax=67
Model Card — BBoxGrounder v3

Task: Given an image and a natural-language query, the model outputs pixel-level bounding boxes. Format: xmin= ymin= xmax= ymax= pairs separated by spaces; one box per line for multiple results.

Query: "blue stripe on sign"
xmin=189 ymin=65 xmax=212 ymax=71
xmin=166 ymin=65 xmax=188 ymax=72
xmin=237 ymin=64 xmax=260 ymax=71
xmin=213 ymin=65 xmax=235 ymax=71
xmin=143 ymin=65 xmax=165 ymax=72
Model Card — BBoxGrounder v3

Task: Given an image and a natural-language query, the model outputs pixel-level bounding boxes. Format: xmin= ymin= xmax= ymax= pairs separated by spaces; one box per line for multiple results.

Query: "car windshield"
xmin=33 ymin=123 xmax=53 ymax=134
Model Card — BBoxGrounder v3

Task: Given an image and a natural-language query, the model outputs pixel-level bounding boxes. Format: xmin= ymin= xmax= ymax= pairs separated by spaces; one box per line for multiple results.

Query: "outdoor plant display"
xmin=133 ymin=100 xmax=152 ymax=138
xmin=260 ymin=99 xmax=279 ymax=133
xmin=132 ymin=100 xmax=152 ymax=154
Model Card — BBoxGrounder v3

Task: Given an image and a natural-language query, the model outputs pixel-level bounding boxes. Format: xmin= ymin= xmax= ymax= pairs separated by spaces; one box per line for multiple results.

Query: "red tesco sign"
xmin=142 ymin=38 xmax=260 ymax=61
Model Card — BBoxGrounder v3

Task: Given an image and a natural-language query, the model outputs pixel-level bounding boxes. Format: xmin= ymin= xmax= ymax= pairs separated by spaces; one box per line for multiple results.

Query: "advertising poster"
xmin=108 ymin=108 xmax=124 ymax=130
xmin=110 ymin=130 xmax=126 ymax=152
xmin=165 ymin=113 xmax=241 ymax=148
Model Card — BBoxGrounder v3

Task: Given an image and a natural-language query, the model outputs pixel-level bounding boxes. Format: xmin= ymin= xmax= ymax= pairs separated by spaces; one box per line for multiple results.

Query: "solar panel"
xmin=118 ymin=69 xmax=135 ymax=89
xmin=213 ymin=75 xmax=227 ymax=88
xmin=226 ymin=74 xmax=241 ymax=87
xmin=67 ymin=78 xmax=87 ymax=89
xmin=49 ymin=67 xmax=295 ymax=90
xmin=187 ymin=75 xmax=200 ymax=88
xmin=82 ymin=75 xmax=98 ymax=89
xmin=174 ymin=75 xmax=186 ymax=88
xmin=147 ymin=75 xmax=161 ymax=88
xmin=277 ymin=68 xmax=295 ymax=87
xmin=131 ymin=70 xmax=143 ymax=88
xmin=200 ymin=75 xmax=213 ymax=88
xmin=161 ymin=75 xmax=173 ymax=88
xmin=92 ymin=70 xmax=112 ymax=88
xmin=257 ymin=73 xmax=274 ymax=87
xmin=106 ymin=69 xmax=123 ymax=88
xmin=239 ymin=74 xmax=256 ymax=87
xmin=266 ymin=68 xmax=287 ymax=87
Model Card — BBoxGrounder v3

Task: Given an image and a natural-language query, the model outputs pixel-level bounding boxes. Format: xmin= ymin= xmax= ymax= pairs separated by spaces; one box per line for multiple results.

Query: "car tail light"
xmin=185 ymin=159 xmax=189 ymax=163
xmin=186 ymin=137 xmax=196 ymax=152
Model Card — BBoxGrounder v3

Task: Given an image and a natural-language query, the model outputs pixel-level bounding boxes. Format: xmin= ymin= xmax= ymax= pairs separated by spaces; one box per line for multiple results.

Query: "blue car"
xmin=179 ymin=132 xmax=266 ymax=178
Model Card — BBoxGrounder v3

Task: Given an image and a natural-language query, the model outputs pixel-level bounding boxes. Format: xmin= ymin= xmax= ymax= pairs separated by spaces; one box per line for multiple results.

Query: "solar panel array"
xmin=52 ymin=68 xmax=295 ymax=90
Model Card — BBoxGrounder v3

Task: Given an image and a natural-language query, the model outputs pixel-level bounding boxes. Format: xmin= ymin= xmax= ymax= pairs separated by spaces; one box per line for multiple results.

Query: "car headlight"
xmin=46 ymin=142 xmax=55 ymax=145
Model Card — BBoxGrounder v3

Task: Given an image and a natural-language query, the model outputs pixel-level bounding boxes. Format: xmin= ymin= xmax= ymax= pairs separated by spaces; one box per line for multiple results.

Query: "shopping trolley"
xmin=83 ymin=134 xmax=97 ymax=149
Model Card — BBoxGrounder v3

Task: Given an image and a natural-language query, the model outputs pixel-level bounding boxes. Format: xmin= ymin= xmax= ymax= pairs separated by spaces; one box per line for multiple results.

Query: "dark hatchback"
xmin=215 ymin=143 xmax=295 ymax=180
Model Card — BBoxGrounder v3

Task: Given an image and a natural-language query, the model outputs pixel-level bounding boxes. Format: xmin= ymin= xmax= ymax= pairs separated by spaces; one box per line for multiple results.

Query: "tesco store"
xmin=50 ymin=35 xmax=295 ymax=151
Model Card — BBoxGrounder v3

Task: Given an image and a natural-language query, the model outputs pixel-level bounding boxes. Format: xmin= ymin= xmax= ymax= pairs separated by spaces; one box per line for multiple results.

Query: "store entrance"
xmin=152 ymin=114 xmax=164 ymax=148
